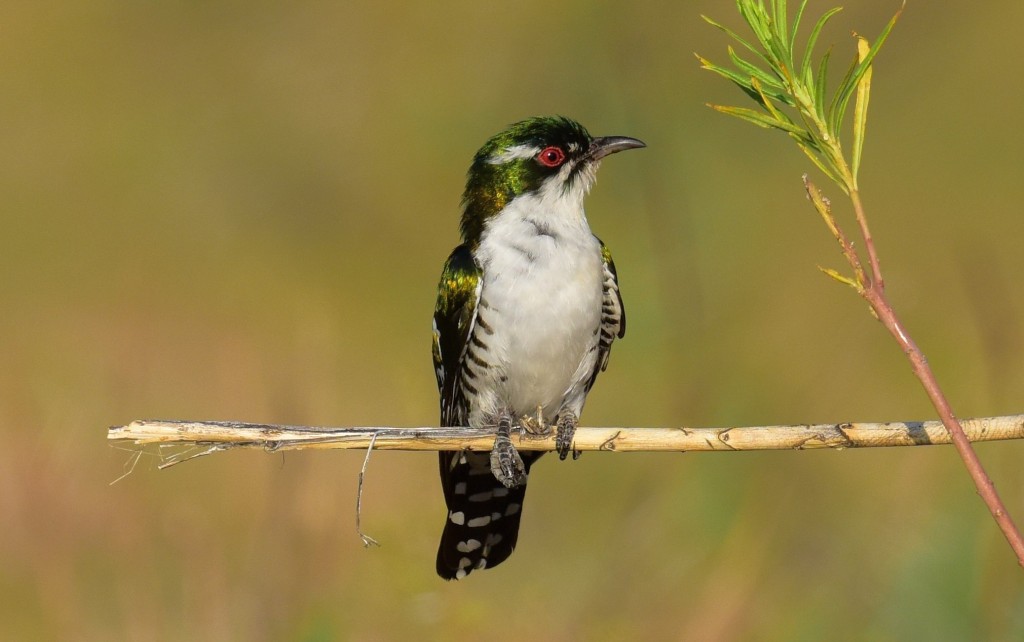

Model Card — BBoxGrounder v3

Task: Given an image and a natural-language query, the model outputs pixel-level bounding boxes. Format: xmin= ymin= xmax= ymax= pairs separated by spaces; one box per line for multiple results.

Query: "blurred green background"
xmin=3 ymin=0 xmax=1024 ymax=639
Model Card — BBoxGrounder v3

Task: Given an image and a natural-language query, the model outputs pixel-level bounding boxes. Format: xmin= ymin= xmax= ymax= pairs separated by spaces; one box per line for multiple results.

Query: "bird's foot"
xmin=490 ymin=413 xmax=526 ymax=488
xmin=556 ymin=411 xmax=581 ymax=461
xmin=519 ymin=405 xmax=550 ymax=435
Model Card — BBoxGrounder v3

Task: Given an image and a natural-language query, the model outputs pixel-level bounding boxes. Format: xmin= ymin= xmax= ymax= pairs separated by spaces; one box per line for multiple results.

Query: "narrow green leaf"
xmin=701 ymin=14 xmax=769 ymax=64
xmin=727 ymin=45 xmax=784 ymax=89
xmin=790 ymin=0 xmax=810 ymax=55
xmin=796 ymin=140 xmax=843 ymax=188
xmin=708 ymin=104 xmax=807 ymax=136
xmin=801 ymin=7 xmax=843 ymax=81
xmin=851 ymin=37 xmax=872 ymax=187
xmin=801 ymin=48 xmax=814 ymax=89
xmin=700 ymin=57 xmax=769 ymax=107
xmin=814 ymin=46 xmax=832 ymax=121
xmin=829 ymin=2 xmax=904 ymax=136
xmin=739 ymin=1 xmax=783 ymax=65
xmin=827 ymin=52 xmax=859 ymax=138
xmin=774 ymin=0 xmax=788 ymax=53
xmin=759 ymin=87 xmax=798 ymax=108
xmin=729 ymin=49 xmax=797 ymax=107
xmin=757 ymin=64 xmax=829 ymax=172
xmin=737 ymin=1 xmax=767 ymax=42
xmin=698 ymin=55 xmax=795 ymax=107
xmin=765 ymin=26 xmax=791 ymax=71
xmin=697 ymin=55 xmax=755 ymax=90
xmin=789 ymin=129 xmax=820 ymax=152
xmin=750 ymin=77 xmax=794 ymax=124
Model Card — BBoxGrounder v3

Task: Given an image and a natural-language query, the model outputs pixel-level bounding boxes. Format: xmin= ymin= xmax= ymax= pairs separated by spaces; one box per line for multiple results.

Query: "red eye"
xmin=537 ymin=146 xmax=566 ymax=167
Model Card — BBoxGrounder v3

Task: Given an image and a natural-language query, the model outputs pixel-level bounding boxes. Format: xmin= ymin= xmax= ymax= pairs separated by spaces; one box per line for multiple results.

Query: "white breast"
xmin=470 ymin=188 xmax=604 ymax=425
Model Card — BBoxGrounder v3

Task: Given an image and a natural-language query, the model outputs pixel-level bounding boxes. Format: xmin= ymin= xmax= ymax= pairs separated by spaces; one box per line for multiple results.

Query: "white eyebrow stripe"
xmin=486 ymin=144 xmax=540 ymax=164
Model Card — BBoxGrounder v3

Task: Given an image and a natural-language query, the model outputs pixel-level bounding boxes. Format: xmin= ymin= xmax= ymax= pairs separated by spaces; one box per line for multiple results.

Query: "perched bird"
xmin=431 ymin=116 xmax=644 ymax=579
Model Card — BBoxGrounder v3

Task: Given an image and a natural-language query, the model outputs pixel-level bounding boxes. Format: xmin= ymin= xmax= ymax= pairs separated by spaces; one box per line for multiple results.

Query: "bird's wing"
xmin=431 ymin=243 xmax=482 ymax=429
xmin=587 ymin=238 xmax=626 ymax=391
xmin=432 ymin=246 xmax=532 ymax=579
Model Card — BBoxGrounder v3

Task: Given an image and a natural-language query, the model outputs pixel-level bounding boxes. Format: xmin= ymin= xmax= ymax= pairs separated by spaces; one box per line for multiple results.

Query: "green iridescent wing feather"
xmin=432 ymin=244 xmax=481 ymax=426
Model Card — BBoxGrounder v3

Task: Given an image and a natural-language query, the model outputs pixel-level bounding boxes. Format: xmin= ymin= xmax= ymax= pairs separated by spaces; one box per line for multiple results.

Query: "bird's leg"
xmin=555 ymin=410 xmax=581 ymax=461
xmin=490 ymin=409 xmax=526 ymax=488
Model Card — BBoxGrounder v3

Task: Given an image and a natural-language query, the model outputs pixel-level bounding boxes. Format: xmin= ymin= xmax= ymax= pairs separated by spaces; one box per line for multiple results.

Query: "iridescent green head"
xmin=459 ymin=116 xmax=645 ymax=244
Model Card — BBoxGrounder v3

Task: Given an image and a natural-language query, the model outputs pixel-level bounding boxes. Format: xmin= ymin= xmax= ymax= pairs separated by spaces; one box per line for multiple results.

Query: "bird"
xmin=430 ymin=116 xmax=644 ymax=580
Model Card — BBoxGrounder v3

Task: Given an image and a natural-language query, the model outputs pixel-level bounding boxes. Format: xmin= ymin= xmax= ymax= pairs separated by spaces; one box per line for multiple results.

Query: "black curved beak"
xmin=588 ymin=136 xmax=646 ymax=161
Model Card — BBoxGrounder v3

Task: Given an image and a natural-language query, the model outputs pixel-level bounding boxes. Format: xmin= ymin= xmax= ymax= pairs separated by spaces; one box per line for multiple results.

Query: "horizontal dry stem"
xmin=108 ymin=415 xmax=1024 ymax=454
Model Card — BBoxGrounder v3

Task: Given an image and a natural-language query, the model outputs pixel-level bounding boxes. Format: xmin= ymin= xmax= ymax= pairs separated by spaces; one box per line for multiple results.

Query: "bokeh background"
xmin=3 ymin=0 xmax=1024 ymax=639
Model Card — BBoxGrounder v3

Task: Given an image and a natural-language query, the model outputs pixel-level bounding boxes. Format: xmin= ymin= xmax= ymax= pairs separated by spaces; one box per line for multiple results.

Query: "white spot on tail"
xmin=504 ymin=503 xmax=521 ymax=516
xmin=468 ymin=491 xmax=493 ymax=502
xmin=492 ymin=487 xmax=510 ymax=497
xmin=449 ymin=511 xmax=465 ymax=525
xmin=453 ymin=482 xmax=467 ymax=495
xmin=457 ymin=539 xmax=482 ymax=553
xmin=467 ymin=515 xmax=491 ymax=528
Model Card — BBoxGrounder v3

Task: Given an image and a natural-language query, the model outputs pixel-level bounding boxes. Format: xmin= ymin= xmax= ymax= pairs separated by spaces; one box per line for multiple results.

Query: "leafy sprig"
xmin=699 ymin=0 xmax=1024 ymax=567
xmin=698 ymin=0 xmax=904 ymax=193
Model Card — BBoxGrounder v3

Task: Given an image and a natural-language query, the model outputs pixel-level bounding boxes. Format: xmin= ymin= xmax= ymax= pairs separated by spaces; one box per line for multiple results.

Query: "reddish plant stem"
xmin=850 ymin=190 xmax=885 ymax=291
xmin=851 ymin=190 xmax=1024 ymax=566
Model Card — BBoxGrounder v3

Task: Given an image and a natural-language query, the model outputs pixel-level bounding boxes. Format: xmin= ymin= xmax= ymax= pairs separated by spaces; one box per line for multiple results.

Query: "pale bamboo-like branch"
xmin=108 ymin=415 xmax=1024 ymax=455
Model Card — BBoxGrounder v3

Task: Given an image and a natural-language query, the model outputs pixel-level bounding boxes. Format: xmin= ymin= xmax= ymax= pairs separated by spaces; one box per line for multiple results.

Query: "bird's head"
xmin=460 ymin=116 xmax=644 ymax=244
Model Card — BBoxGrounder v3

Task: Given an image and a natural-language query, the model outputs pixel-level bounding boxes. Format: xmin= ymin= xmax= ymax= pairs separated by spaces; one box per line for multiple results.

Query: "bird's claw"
xmin=556 ymin=412 xmax=580 ymax=461
xmin=491 ymin=413 xmax=527 ymax=488
xmin=518 ymin=405 xmax=550 ymax=435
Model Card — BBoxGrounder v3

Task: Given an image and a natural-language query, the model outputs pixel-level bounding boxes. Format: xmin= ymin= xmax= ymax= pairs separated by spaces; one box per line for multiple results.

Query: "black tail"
xmin=436 ymin=450 xmax=543 ymax=579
